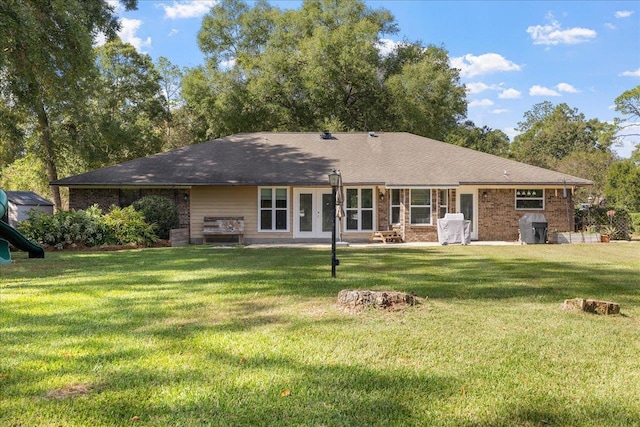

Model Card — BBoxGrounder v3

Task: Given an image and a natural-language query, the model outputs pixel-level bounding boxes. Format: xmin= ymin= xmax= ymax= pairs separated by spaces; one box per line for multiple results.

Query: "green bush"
xmin=103 ymin=205 xmax=158 ymax=246
xmin=630 ymin=213 xmax=640 ymax=234
xmin=18 ymin=205 xmax=109 ymax=249
xmin=17 ymin=204 xmax=158 ymax=248
xmin=132 ymin=195 xmax=179 ymax=240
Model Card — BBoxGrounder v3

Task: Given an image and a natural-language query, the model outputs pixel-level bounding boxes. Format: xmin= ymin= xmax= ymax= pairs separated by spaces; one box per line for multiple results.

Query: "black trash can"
xmin=519 ymin=213 xmax=548 ymax=244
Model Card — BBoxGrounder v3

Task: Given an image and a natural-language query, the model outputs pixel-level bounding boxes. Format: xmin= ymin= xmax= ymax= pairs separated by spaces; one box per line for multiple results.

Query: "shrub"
xmin=18 ymin=205 xmax=109 ymax=249
xmin=17 ymin=204 xmax=158 ymax=248
xmin=132 ymin=195 xmax=179 ymax=240
xmin=103 ymin=206 xmax=158 ymax=246
xmin=630 ymin=213 xmax=640 ymax=234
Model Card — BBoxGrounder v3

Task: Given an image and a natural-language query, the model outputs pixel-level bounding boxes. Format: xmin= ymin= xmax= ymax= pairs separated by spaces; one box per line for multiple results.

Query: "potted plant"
xmin=600 ymin=225 xmax=617 ymax=243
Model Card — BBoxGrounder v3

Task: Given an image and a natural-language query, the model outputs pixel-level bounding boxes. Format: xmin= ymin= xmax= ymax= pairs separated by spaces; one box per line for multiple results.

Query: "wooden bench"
xmin=202 ymin=217 xmax=244 ymax=245
xmin=369 ymin=230 xmax=403 ymax=244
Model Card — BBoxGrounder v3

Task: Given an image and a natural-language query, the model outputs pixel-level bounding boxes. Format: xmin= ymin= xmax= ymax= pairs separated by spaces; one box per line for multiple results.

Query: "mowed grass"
xmin=1 ymin=243 xmax=639 ymax=426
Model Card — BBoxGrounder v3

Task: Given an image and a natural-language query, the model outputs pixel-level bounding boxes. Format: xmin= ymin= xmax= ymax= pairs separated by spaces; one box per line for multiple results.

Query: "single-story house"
xmin=51 ymin=132 xmax=592 ymax=244
xmin=2 ymin=191 xmax=54 ymax=228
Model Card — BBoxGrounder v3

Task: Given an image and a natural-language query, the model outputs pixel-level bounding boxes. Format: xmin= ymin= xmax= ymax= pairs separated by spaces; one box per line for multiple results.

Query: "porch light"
xmin=328 ymin=169 xmax=342 ymax=278
xmin=328 ymin=170 xmax=341 ymax=187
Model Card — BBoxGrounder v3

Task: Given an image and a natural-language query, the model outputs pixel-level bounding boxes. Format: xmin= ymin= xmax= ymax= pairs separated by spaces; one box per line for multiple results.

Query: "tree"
xmin=0 ymin=153 xmax=49 ymax=197
xmin=614 ymin=85 xmax=640 ymax=123
xmin=88 ymin=38 xmax=167 ymax=167
xmin=445 ymin=120 xmax=510 ymax=157
xmin=0 ymin=99 xmax=26 ymax=169
xmin=385 ymin=44 xmax=467 ymax=140
xmin=0 ymin=0 xmax=138 ymax=209
xmin=511 ymin=102 xmax=617 ymax=169
xmin=554 ymin=149 xmax=616 ymax=204
xmin=186 ymin=0 xmax=467 ymax=138
xmin=605 ymin=159 xmax=640 ymax=211
xmin=614 ymin=85 xmax=640 ymax=156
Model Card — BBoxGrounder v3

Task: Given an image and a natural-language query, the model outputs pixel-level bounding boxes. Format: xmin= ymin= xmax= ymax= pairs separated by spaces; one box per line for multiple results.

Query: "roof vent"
xmin=320 ymin=131 xmax=332 ymax=140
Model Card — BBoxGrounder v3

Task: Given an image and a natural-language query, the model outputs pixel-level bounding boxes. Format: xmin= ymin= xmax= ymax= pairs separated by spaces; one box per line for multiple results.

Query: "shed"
xmin=3 ymin=191 xmax=54 ymax=227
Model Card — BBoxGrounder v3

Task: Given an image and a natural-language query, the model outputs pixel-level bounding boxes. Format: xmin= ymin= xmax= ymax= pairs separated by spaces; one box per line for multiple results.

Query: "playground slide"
xmin=0 ymin=190 xmax=44 ymax=260
xmin=0 ymin=221 xmax=45 ymax=259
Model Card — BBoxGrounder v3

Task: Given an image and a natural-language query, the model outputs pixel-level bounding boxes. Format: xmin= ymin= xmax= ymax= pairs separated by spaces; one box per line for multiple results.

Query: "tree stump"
xmin=337 ymin=290 xmax=420 ymax=313
xmin=563 ymin=298 xmax=620 ymax=315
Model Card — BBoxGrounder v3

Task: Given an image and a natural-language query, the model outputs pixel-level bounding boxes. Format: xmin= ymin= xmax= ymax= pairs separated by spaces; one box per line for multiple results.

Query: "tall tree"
xmin=88 ymin=38 xmax=166 ymax=167
xmin=605 ymin=159 xmax=640 ymax=211
xmin=155 ymin=56 xmax=204 ymax=150
xmin=511 ymin=102 xmax=617 ymax=169
xmin=185 ymin=0 xmax=466 ymax=138
xmin=614 ymin=85 xmax=640 ymax=123
xmin=445 ymin=120 xmax=510 ymax=157
xmin=385 ymin=44 xmax=467 ymax=140
xmin=607 ymin=86 xmax=640 ymax=210
xmin=0 ymin=0 xmax=137 ymax=209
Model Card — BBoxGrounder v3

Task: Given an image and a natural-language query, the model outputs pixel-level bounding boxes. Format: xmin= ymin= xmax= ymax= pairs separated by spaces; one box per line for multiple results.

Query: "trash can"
xmin=519 ymin=213 xmax=548 ymax=244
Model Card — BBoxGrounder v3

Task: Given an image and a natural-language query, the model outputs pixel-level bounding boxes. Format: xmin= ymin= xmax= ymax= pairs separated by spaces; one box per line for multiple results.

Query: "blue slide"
xmin=0 ymin=190 xmax=45 ymax=262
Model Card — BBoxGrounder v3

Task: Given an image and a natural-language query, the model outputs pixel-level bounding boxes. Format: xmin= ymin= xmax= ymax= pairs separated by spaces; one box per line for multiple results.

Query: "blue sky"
xmin=106 ymin=1 xmax=640 ymax=157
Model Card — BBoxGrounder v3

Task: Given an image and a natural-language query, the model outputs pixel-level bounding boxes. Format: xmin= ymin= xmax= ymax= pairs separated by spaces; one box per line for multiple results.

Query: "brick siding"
xmin=478 ymin=188 xmax=573 ymax=241
xmin=379 ymin=187 xmax=573 ymax=242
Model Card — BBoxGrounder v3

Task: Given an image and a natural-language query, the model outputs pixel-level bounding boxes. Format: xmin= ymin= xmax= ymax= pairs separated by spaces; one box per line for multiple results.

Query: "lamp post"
xmin=328 ymin=170 xmax=341 ymax=278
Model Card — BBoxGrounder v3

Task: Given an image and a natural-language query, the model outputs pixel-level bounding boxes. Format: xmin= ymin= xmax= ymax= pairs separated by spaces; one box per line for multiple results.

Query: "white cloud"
xmin=169 ymin=29 xmax=179 ymax=37
xmin=498 ymin=88 xmax=522 ymax=99
xmin=161 ymin=1 xmax=217 ymax=19
xmin=615 ymin=10 xmax=634 ymax=19
xmin=451 ymin=53 xmax=522 ymax=78
xmin=469 ymin=98 xmax=494 ymax=108
xmin=376 ymin=39 xmax=401 ymax=57
xmin=604 ymin=22 xmax=617 ymax=30
xmin=492 ymin=109 xmax=509 ymax=114
xmin=119 ymin=18 xmax=152 ymax=52
xmin=620 ymin=68 xmax=640 ymax=77
xmin=556 ymin=83 xmax=580 ymax=93
xmin=466 ymin=82 xmax=495 ymax=94
xmin=504 ymin=127 xmax=517 ymax=141
xmin=530 ymin=85 xmax=561 ymax=96
xmin=527 ymin=15 xmax=596 ymax=45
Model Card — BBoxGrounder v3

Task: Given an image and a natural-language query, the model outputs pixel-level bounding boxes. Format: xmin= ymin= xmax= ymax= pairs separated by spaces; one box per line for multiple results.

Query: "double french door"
xmin=293 ymin=188 xmax=334 ymax=239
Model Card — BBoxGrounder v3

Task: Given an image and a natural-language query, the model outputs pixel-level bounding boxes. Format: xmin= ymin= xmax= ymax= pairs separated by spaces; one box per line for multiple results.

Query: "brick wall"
xmin=377 ymin=187 xmax=573 ymax=242
xmin=69 ymin=188 xmax=191 ymax=229
xmin=478 ymin=188 xmax=573 ymax=241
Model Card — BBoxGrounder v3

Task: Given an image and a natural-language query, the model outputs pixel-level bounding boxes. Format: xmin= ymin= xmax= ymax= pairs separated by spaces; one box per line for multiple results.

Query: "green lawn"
xmin=1 ymin=243 xmax=639 ymax=426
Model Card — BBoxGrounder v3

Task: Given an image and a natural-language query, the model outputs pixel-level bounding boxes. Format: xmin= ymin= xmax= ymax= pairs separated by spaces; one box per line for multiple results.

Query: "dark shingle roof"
xmin=5 ymin=191 xmax=54 ymax=206
xmin=51 ymin=132 xmax=593 ymax=187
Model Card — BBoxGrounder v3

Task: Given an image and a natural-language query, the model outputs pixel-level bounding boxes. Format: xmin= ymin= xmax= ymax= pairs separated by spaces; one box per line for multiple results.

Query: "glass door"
xmin=458 ymin=192 xmax=478 ymax=240
xmin=294 ymin=189 xmax=334 ymax=239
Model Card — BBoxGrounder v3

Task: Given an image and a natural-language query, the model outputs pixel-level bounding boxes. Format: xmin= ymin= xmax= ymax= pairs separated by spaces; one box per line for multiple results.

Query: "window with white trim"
xmin=438 ymin=189 xmax=449 ymax=218
xmin=259 ymin=187 xmax=289 ymax=231
xmin=410 ymin=189 xmax=432 ymax=225
xmin=390 ymin=189 xmax=401 ymax=225
xmin=515 ymin=189 xmax=544 ymax=210
xmin=345 ymin=188 xmax=374 ymax=231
